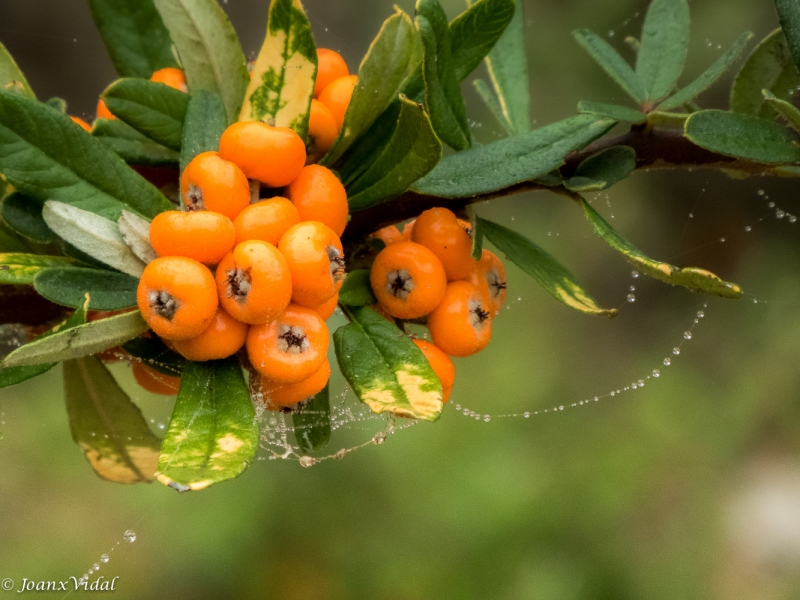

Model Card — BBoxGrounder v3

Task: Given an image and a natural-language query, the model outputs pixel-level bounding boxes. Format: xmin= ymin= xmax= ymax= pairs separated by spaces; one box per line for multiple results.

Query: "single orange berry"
xmin=70 ymin=116 xmax=91 ymax=132
xmin=218 ymin=121 xmax=306 ymax=188
xmin=411 ymin=207 xmax=475 ymax=281
xmin=252 ymin=360 xmax=331 ymax=410
xmin=132 ymin=361 xmax=181 ymax=396
xmin=150 ymin=210 xmax=235 ymax=265
xmin=137 ymin=257 xmax=218 ymax=341
xmin=278 ymin=221 xmax=345 ymax=308
xmin=96 ymin=98 xmax=115 ymax=120
xmin=370 ymin=225 xmax=403 ymax=246
xmin=233 ymin=197 xmax=300 ymax=246
xmin=216 ymin=240 xmax=292 ymax=325
xmin=310 ymin=292 xmax=339 ymax=321
xmin=306 ymin=100 xmax=339 ymax=164
xmin=468 ymin=250 xmax=507 ymax=316
xmin=318 ymin=75 xmax=358 ymax=130
xmin=247 ymin=304 xmax=329 ymax=384
xmin=315 ymin=49 xmax=349 ymax=98
xmin=413 ymin=339 xmax=456 ymax=403
xmin=370 ymin=241 xmax=447 ymax=320
xmin=181 ymin=151 xmax=250 ymax=220
xmin=150 ymin=67 xmax=188 ymax=92
xmin=427 ymin=281 xmax=493 ymax=357
xmin=285 ymin=165 xmax=349 ymax=237
xmin=171 ymin=308 xmax=249 ymax=361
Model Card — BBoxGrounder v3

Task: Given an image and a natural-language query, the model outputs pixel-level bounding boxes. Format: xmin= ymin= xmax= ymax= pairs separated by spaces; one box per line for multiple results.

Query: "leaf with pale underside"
xmin=118 ymin=210 xmax=157 ymax=265
xmin=577 ymin=101 xmax=646 ymax=124
xmin=635 ymin=0 xmax=690 ymax=104
xmin=293 ymin=385 xmax=331 ymax=455
xmin=0 ymin=253 xmax=77 ymax=285
xmin=573 ymin=29 xmax=646 ymax=104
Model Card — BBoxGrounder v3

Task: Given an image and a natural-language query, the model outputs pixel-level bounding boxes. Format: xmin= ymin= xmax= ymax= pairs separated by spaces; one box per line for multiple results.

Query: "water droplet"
xmin=719 ymin=237 xmax=726 ymax=243
xmin=744 ymin=226 xmax=752 ymax=232
xmin=454 ymin=404 xmax=461 ymax=410
xmin=523 ymin=412 xmax=530 ymax=418
xmin=631 ymin=383 xmax=638 ymax=389
xmin=688 ymin=213 xmax=694 ymax=219
xmin=672 ymin=347 xmax=681 ymax=355
xmin=157 ymin=422 xmax=165 ymax=430
xmin=594 ymin=397 xmax=599 ymax=402
xmin=663 ymin=358 xmax=672 ymax=366
xmin=629 ymin=285 xmax=636 ymax=292
xmin=627 ymin=294 xmax=636 ymax=303
xmin=123 ymin=530 xmax=136 ymax=543
xmin=373 ymin=432 xmax=386 ymax=445
xmin=638 ymin=380 xmax=645 ymax=387
xmin=100 ymin=554 xmax=109 ymax=564
xmin=462 ymin=408 xmax=470 ymax=416
xmin=93 ymin=564 xmax=100 ymax=571
xmin=768 ymin=201 xmax=776 ymax=208
xmin=608 ymin=30 xmax=615 ymax=37
xmin=697 ymin=310 xmax=704 ymax=318
xmin=558 ymin=405 xmax=564 ymax=411
xmin=652 ymin=369 xmax=660 ymax=378
xmin=610 ymin=391 xmax=616 ymax=396
xmin=299 ymin=456 xmax=316 ymax=468
xmin=790 ymin=215 xmax=798 ymax=224
xmin=483 ymin=414 xmax=491 ymax=422
xmin=683 ymin=331 xmax=692 ymax=340
xmin=776 ymin=210 xmax=786 ymax=219
xmin=631 ymin=271 xmax=640 ymax=279
xmin=758 ymin=189 xmax=765 ymax=196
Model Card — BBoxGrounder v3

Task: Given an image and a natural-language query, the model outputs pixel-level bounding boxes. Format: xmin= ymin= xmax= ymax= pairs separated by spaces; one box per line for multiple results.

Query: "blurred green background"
xmin=2 ymin=0 xmax=800 ymax=598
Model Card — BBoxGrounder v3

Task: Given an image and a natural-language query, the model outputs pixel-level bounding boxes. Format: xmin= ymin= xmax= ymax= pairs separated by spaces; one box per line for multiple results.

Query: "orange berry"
xmin=310 ymin=292 xmax=339 ymax=320
xmin=71 ymin=116 xmax=91 ymax=132
xmin=306 ymin=100 xmax=339 ymax=164
xmin=181 ymin=151 xmax=250 ymax=220
xmin=285 ymin=165 xmax=349 ymax=237
xmin=171 ymin=308 xmax=249 ymax=361
xmin=233 ymin=197 xmax=300 ymax=246
xmin=411 ymin=207 xmax=475 ymax=281
xmin=137 ymin=257 xmax=218 ymax=341
xmin=150 ymin=67 xmax=188 ymax=92
xmin=247 ymin=304 xmax=329 ymax=384
xmin=253 ymin=360 xmax=331 ymax=410
xmin=318 ymin=75 xmax=357 ymax=129
xmin=150 ymin=210 xmax=235 ymax=265
xmin=427 ymin=281 xmax=492 ymax=357
xmin=216 ymin=240 xmax=292 ymax=325
xmin=132 ymin=361 xmax=181 ymax=396
xmin=96 ymin=98 xmax=115 ymax=120
xmin=468 ymin=250 xmax=507 ymax=316
xmin=315 ymin=49 xmax=349 ymax=98
xmin=218 ymin=121 xmax=306 ymax=188
xmin=370 ymin=225 xmax=402 ymax=246
xmin=413 ymin=340 xmax=455 ymax=403
xmin=370 ymin=241 xmax=447 ymax=320
xmin=278 ymin=221 xmax=345 ymax=307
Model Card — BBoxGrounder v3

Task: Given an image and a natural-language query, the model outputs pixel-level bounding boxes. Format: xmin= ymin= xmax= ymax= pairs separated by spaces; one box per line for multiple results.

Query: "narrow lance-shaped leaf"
xmin=763 ymin=89 xmax=800 ymax=132
xmin=474 ymin=79 xmax=513 ymax=135
xmin=577 ymin=101 xmax=647 ymax=124
xmin=573 ymin=29 xmax=646 ymax=104
xmin=34 ymin=268 xmax=139 ymax=311
xmin=88 ymin=0 xmax=179 ymax=79
xmin=774 ymin=0 xmax=800 ymax=73
xmin=64 ymin=355 xmax=161 ymax=484
xmin=180 ymin=90 xmax=227 ymax=172
xmin=480 ymin=218 xmax=618 ymax=318
xmin=91 ymin=118 xmax=180 ymax=167
xmin=0 ymin=253 xmax=77 ymax=285
xmin=581 ymin=198 xmax=742 ymax=298
xmin=293 ymin=385 xmax=331 ymax=455
xmin=565 ymin=146 xmax=637 ymax=192
xmin=0 ymin=40 xmax=34 ymax=99
xmin=118 ymin=210 xmax=157 ymax=265
xmin=334 ymin=306 xmax=443 ymax=421
xmin=467 ymin=206 xmax=484 ymax=261
xmin=240 ymin=0 xmax=317 ymax=140
xmin=1 ymin=192 xmax=55 ymax=243
xmin=156 ymin=358 xmax=259 ymax=492
xmin=338 ymin=269 xmax=377 ymax=307
xmin=635 ymin=0 xmax=690 ymax=104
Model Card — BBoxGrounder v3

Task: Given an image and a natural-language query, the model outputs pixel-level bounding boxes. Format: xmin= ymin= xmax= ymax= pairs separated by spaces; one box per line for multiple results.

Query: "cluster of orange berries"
xmin=369 ymin=207 xmax=508 ymax=403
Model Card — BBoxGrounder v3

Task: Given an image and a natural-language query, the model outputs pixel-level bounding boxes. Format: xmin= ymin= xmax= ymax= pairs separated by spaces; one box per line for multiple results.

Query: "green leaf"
xmin=292 ymin=385 xmax=331 ymax=455
xmin=321 ymin=10 xmax=417 ymax=166
xmin=473 ymin=79 xmax=513 ymax=135
xmin=1 ymin=193 xmax=55 ymax=243
xmin=334 ymin=306 xmax=443 ymax=422
xmin=412 ymin=114 xmax=615 ymax=198
xmin=240 ymin=0 xmax=317 ymax=139
xmin=0 ymin=40 xmax=35 ymax=99
xmin=91 ymin=118 xmax=180 ymax=166
xmin=34 ymin=268 xmax=139 ymax=311
xmin=731 ymin=29 xmax=800 ymax=118
xmin=88 ymin=0 xmax=179 ymax=79
xmin=417 ymin=0 xmax=471 ymax=151
xmin=449 ymin=0 xmax=516 ymax=83
xmin=123 ymin=336 xmax=185 ymax=376
xmin=577 ymin=100 xmax=647 ymax=124
xmin=102 ymin=78 xmax=189 ymax=151
xmin=337 ymin=101 xmax=402 ymax=187
xmin=156 ymin=358 xmax=258 ymax=492
xmin=658 ymin=32 xmax=753 ymax=111
xmin=684 ymin=109 xmax=800 ymax=164
xmin=152 ymin=0 xmax=250 ymax=122
xmin=42 ymin=201 xmax=147 ymax=278
xmin=0 ymin=253 xmax=76 ymax=285
xmin=480 ymin=218 xmax=617 ymax=318
xmin=64 ymin=355 xmax=161 ymax=484
xmin=46 ymin=97 xmax=67 ymax=113
xmin=573 ymin=29 xmax=646 ymax=104
xmin=565 ymin=146 xmax=637 ymax=192
xmin=3 ymin=309 xmax=149 ymax=368
xmin=467 ymin=206 xmax=484 ymax=260
xmin=118 ymin=210 xmax=158 ymax=265
xmin=338 ymin=269 xmax=377 ymax=307
xmin=180 ymin=90 xmax=227 ymax=172
xmin=0 ymin=90 xmax=172 ymax=220
xmin=347 ymin=96 xmax=442 ymax=210
xmin=635 ymin=0 xmax=690 ymax=104
xmin=0 ymin=225 xmax=31 ymax=253
xmin=763 ymin=89 xmax=800 ymax=132
xmin=774 ymin=0 xmax=800 ymax=73
xmin=581 ymin=198 xmax=742 ymax=298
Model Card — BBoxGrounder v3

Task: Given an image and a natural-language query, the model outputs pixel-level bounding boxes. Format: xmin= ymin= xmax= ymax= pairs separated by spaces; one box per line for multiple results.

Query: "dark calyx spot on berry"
xmin=225 ymin=267 xmax=252 ymax=303
xmin=386 ymin=269 xmax=414 ymax=300
xmin=326 ymin=246 xmax=346 ymax=283
xmin=149 ymin=290 xmax=179 ymax=321
xmin=277 ymin=325 xmax=310 ymax=355
xmin=487 ymin=270 xmax=507 ymax=299
xmin=185 ymin=184 xmax=205 ymax=211
xmin=306 ymin=134 xmax=318 ymax=157
xmin=468 ymin=299 xmax=491 ymax=329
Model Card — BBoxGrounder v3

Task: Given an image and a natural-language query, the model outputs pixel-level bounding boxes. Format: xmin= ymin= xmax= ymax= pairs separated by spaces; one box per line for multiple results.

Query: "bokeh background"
xmin=1 ymin=0 xmax=800 ymax=598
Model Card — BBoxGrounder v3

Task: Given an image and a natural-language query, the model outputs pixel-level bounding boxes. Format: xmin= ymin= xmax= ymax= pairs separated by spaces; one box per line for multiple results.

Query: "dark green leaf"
xmin=88 ymin=0 xmax=178 ymax=79
xmin=684 ymin=109 xmax=800 ymax=164
xmin=293 ymin=385 xmax=331 ymax=455
xmin=480 ymin=218 xmax=617 ymax=318
xmin=0 ymin=90 xmax=172 ymax=219
xmin=473 ymin=79 xmax=513 ymax=135
xmin=573 ymin=29 xmax=646 ymax=104
xmin=763 ymin=89 xmax=800 ymax=132
xmin=34 ymin=267 xmax=138 ymax=311
xmin=46 ymin=97 xmax=67 ymax=113
xmin=0 ymin=40 xmax=34 ymax=99
xmin=577 ymin=100 xmax=646 ymax=124
xmin=412 ymin=114 xmax=615 ymax=198
xmin=152 ymin=0 xmax=250 ymax=122
xmin=565 ymin=146 xmax=637 ymax=192
xmin=338 ymin=270 xmax=377 ymax=307
xmin=156 ymin=358 xmax=258 ymax=492
xmin=635 ymin=0 xmax=690 ymax=104
xmin=102 ymin=78 xmax=189 ymax=151
xmin=774 ymin=0 xmax=800 ymax=73
xmin=338 ymin=101 xmax=402 ymax=187
xmin=92 ymin=118 xmax=180 ymax=166
xmin=1 ymin=193 xmax=55 ymax=242
xmin=0 ymin=223 xmax=28 ymax=253
xmin=0 ymin=253 xmax=76 ymax=285
xmin=467 ymin=207 xmax=484 ymax=260
xmin=180 ymin=90 xmax=227 ymax=172
xmin=449 ymin=0 xmax=516 ymax=83
xmin=123 ymin=336 xmax=185 ymax=376
xmin=658 ymin=32 xmax=753 ymax=111
xmin=347 ymin=96 xmax=442 ymax=210
xmin=334 ymin=306 xmax=443 ymax=421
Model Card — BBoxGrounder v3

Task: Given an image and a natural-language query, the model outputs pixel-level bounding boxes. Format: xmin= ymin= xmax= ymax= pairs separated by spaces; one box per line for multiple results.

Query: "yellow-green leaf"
xmin=0 ymin=253 xmax=77 ymax=285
